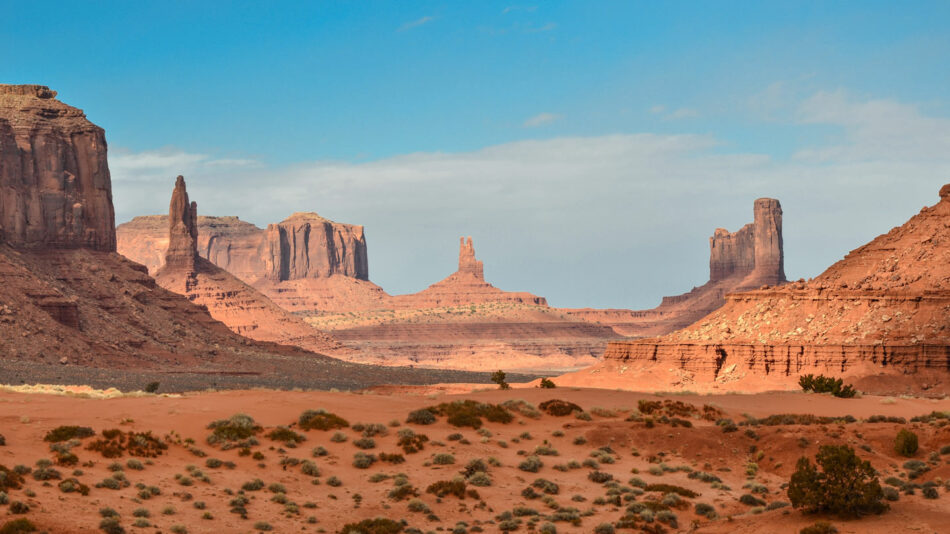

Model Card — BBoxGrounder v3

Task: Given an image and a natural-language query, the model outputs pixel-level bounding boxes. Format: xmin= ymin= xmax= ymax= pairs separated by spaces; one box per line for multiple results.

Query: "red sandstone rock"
xmin=154 ymin=178 xmax=345 ymax=355
xmin=457 ymin=236 xmax=484 ymax=279
xmin=0 ymin=85 xmax=115 ymax=251
xmin=163 ymin=176 xmax=198 ymax=274
xmin=565 ymin=186 xmax=950 ymax=394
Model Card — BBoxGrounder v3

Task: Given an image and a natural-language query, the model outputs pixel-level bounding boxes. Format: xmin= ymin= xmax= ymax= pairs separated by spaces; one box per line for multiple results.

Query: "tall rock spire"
xmin=163 ymin=175 xmax=198 ymax=273
xmin=458 ymin=236 xmax=484 ymax=280
xmin=707 ymin=197 xmax=785 ymax=288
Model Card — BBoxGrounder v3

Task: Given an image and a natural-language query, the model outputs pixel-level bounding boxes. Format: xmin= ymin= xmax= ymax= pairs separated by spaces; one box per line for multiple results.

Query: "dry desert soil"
xmin=0 ymin=386 xmax=948 ymax=533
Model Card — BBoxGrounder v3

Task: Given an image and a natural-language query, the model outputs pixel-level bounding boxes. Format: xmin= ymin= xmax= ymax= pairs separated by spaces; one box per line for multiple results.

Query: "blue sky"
xmin=4 ymin=2 xmax=950 ymax=308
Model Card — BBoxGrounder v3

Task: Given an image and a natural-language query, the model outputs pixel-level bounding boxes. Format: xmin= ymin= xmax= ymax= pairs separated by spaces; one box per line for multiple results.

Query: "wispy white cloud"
xmin=398 ymin=16 xmax=434 ymax=32
xmin=522 ymin=112 xmax=562 ymax=128
xmin=525 ymin=22 xmax=557 ymax=33
xmin=649 ymin=105 xmax=666 ymax=114
xmin=666 ymin=108 xmax=699 ymax=120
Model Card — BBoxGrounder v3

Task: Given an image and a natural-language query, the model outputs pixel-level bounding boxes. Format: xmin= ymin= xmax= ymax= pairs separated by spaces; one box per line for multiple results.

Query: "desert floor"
xmin=0 ymin=386 xmax=948 ymax=533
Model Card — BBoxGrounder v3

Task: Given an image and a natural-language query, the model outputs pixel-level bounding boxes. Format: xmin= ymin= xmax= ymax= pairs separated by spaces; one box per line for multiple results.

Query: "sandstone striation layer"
xmin=562 ymin=186 xmax=950 ymax=395
xmin=153 ymin=177 xmax=344 ymax=355
xmin=0 ymin=85 xmax=115 ymax=251
xmin=563 ymin=198 xmax=786 ymax=336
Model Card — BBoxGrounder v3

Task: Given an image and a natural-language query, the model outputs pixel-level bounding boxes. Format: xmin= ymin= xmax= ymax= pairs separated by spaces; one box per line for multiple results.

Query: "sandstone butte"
xmin=562 ymin=197 xmax=787 ymax=336
xmin=152 ymin=176 xmax=345 ymax=355
xmin=559 ymin=185 xmax=950 ymax=396
xmin=0 ymin=84 xmax=497 ymax=389
xmin=117 ymin=211 xmax=389 ymax=313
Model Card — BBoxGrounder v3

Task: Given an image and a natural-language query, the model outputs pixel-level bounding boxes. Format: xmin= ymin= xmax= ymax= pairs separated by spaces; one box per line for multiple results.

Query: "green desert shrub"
xmin=538 ymin=399 xmax=582 ymax=417
xmin=340 ymin=518 xmax=404 ymax=534
xmin=0 ymin=519 xmax=36 ymax=534
xmin=265 ymin=427 xmax=305 ymax=443
xmin=353 ymin=452 xmax=376 ymax=469
xmin=406 ymin=409 xmax=436 ymax=425
xmin=426 ymin=400 xmax=513 ymax=429
xmin=44 ymin=426 xmax=95 ymax=442
xmin=788 ymin=445 xmax=887 ymax=517
xmin=894 ymin=429 xmax=918 ymax=457
xmin=539 ymin=378 xmax=556 ymax=389
xmin=298 ymin=409 xmax=349 ymax=431
xmin=799 ymin=374 xmax=856 ymax=398
xmin=432 ymin=453 xmax=455 ymax=465
xmin=206 ymin=414 xmax=261 ymax=449
xmin=518 ymin=455 xmax=543 ymax=473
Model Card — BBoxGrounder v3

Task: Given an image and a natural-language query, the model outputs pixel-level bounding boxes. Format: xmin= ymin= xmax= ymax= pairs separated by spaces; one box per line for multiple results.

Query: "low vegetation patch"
xmin=43 ymin=426 xmax=95 ymax=443
xmin=207 ymin=414 xmax=261 ymax=449
xmin=298 ymin=409 xmax=349 ymax=431
xmin=265 ymin=427 xmax=305 ymax=443
xmin=340 ymin=518 xmax=404 ymax=534
xmin=87 ymin=429 xmax=167 ymax=458
xmin=538 ymin=399 xmax=582 ymax=417
xmin=799 ymin=374 xmax=857 ymax=398
xmin=426 ymin=479 xmax=478 ymax=499
xmin=894 ymin=429 xmax=918 ymax=457
xmin=426 ymin=400 xmax=513 ymax=429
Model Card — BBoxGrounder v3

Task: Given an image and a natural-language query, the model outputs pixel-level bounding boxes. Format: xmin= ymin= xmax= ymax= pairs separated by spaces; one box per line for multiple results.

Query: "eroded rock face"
xmin=0 ymin=85 xmax=115 ymax=251
xmin=709 ymin=198 xmax=784 ymax=286
xmin=118 ymin=212 xmax=368 ymax=282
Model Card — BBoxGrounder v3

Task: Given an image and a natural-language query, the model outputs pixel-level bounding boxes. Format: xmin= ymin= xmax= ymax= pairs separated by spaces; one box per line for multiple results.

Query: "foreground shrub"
xmin=340 ymin=518 xmax=404 ymax=534
xmin=207 ymin=415 xmax=261 ymax=449
xmin=894 ymin=429 xmax=918 ymax=457
xmin=426 ymin=479 xmax=477 ymax=499
xmin=406 ymin=409 xmax=436 ymax=425
xmin=800 ymin=521 xmax=838 ymax=534
xmin=298 ymin=409 xmax=349 ymax=431
xmin=0 ymin=519 xmax=36 ymax=534
xmin=788 ymin=445 xmax=886 ymax=517
xmin=799 ymin=374 xmax=856 ymax=398
xmin=427 ymin=400 xmax=513 ymax=429
xmin=646 ymin=483 xmax=698 ymax=498
xmin=87 ymin=429 xmax=167 ymax=458
xmin=265 ymin=427 xmax=305 ymax=444
xmin=538 ymin=399 xmax=582 ymax=417
xmin=396 ymin=431 xmax=429 ymax=454
xmin=0 ymin=466 xmax=24 ymax=490
xmin=44 ymin=426 xmax=95 ymax=443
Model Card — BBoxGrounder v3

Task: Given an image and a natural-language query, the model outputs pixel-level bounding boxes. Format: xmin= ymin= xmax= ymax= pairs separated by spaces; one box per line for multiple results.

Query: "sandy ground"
xmin=0 ymin=387 xmax=948 ymax=533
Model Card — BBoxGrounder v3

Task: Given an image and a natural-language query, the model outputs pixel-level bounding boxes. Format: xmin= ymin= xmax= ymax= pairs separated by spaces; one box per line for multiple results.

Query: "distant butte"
xmin=563 ymin=197 xmax=787 ymax=336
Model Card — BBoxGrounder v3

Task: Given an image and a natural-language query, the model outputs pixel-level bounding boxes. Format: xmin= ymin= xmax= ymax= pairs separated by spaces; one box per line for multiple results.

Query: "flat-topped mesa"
xmin=264 ymin=212 xmax=369 ymax=281
xmin=163 ymin=176 xmax=198 ymax=274
xmin=458 ymin=236 xmax=484 ymax=280
xmin=0 ymin=84 xmax=116 ymax=251
xmin=708 ymin=197 xmax=785 ymax=288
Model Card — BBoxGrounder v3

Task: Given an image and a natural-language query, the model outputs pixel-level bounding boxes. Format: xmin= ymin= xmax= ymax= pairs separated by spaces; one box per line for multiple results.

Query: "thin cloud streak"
xmin=398 ymin=16 xmax=434 ymax=32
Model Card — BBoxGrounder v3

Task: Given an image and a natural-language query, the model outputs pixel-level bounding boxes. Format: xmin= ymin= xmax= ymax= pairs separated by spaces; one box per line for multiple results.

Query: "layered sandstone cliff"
xmin=564 ymin=198 xmax=786 ymax=336
xmin=0 ymin=85 xmax=115 ymax=251
xmin=562 ymin=186 xmax=950 ymax=395
xmin=118 ymin=212 xmax=381 ymax=312
xmin=153 ymin=177 xmax=344 ymax=355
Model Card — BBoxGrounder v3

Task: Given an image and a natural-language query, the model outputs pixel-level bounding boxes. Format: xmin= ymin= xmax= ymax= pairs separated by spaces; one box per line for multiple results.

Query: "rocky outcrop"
xmin=265 ymin=212 xmax=369 ymax=281
xmin=163 ymin=176 xmax=198 ymax=274
xmin=118 ymin=213 xmax=368 ymax=282
xmin=563 ymin=185 xmax=950 ymax=395
xmin=458 ymin=237 xmax=484 ymax=279
xmin=0 ymin=85 xmax=115 ymax=251
xmin=563 ymin=198 xmax=786 ymax=336
xmin=393 ymin=237 xmax=547 ymax=308
xmin=153 ymin=178 xmax=344 ymax=355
